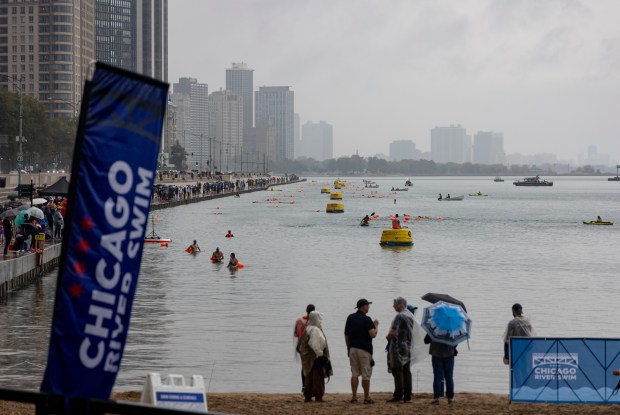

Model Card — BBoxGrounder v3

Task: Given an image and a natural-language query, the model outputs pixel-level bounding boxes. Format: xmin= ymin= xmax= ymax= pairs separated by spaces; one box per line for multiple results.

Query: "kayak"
xmin=582 ymin=221 xmax=613 ymax=226
xmin=145 ymin=238 xmax=171 ymax=243
xmin=360 ymin=223 xmax=369 ymax=227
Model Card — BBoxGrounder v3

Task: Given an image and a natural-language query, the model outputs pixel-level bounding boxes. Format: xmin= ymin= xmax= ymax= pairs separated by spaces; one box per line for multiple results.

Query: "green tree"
xmin=169 ymin=142 xmax=187 ymax=169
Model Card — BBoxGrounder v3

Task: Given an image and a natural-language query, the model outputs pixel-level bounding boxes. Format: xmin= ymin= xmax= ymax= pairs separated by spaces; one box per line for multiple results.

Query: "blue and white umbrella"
xmin=421 ymin=301 xmax=472 ymax=346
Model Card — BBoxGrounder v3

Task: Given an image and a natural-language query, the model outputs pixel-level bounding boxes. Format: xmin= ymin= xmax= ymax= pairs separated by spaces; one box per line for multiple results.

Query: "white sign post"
xmin=141 ymin=373 xmax=208 ymax=412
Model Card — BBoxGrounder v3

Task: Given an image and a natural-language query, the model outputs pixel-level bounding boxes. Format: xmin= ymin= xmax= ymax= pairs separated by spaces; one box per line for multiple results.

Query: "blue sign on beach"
xmin=510 ymin=337 xmax=620 ymax=403
xmin=40 ymin=63 xmax=168 ymax=399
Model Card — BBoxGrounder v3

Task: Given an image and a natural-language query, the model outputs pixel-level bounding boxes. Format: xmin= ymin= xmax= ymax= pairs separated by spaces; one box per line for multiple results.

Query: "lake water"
xmin=1 ymin=176 xmax=619 ymax=395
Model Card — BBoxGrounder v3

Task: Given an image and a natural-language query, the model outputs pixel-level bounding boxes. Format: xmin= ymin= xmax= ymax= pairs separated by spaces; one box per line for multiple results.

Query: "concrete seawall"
xmin=0 ymin=243 xmax=62 ymax=296
xmin=150 ymin=179 xmax=305 ymax=211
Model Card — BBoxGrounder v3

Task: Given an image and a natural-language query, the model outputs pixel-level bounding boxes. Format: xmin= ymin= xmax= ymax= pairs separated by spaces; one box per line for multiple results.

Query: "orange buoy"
xmin=160 ymin=242 xmax=168 ymax=247
xmin=415 ymin=217 xmax=420 ymax=221
xmin=438 ymin=216 xmax=443 ymax=220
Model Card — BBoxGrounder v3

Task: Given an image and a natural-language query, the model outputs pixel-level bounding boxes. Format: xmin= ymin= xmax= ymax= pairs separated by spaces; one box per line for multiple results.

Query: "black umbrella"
xmin=421 ymin=293 xmax=467 ymax=313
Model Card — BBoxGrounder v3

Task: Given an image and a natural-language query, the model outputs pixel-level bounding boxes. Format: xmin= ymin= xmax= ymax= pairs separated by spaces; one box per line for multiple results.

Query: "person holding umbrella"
xmin=503 ymin=303 xmax=534 ymax=365
xmin=424 ymin=331 xmax=457 ymax=405
xmin=420 ymin=294 xmax=471 ymax=405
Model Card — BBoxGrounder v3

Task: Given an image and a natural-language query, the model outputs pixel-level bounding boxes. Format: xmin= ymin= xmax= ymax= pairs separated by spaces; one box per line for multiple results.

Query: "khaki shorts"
xmin=349 ymin=347 xmax=373 ymax=380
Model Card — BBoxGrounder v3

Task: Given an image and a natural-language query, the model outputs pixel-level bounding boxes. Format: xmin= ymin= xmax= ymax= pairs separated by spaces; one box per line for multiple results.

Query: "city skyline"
xmin=168 ymin=0 xmax=620 ymax=164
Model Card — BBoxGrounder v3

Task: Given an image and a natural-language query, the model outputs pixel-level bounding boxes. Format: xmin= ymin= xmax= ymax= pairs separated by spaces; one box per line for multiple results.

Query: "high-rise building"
xmin=137 ymin=0 xmax=167 ymax=81
xmin=389 ymin=140 xmax=417 ymax=161
xmin=255 ymin=86 xmax=294 ymax=161
xmin=299 ymin=121 xmax=333 ymax=161
xmin=95 ymin=0 xmax=167 ymax=82
xmin=293 ymin=113 xmax=300 ymax=158
xmin=173 ymin=77 xmax=208 ymax=170
xmin=431 ymin=125 xmax=471 ymax=163
xmin=169 ymin=91 xmax=190 ymax=149
xmin=209 ymin=89 xmax=242 ymax=173
xmin=473 ymin=131 xmax=504 ymax=164
xmin=0 ymin=1 xmax=96 ymax=118
xmin=225 ymin=62 xmax=253 ymax=132
xmin=95 ymin=0 xmax=136 ymax=72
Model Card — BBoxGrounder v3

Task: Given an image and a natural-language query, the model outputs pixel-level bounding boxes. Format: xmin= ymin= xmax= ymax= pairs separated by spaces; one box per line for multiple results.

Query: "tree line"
xmin=269 ymin=155 xmax=553 ymax=176
xmin=0 ymin=89 xmax=76 ymax=173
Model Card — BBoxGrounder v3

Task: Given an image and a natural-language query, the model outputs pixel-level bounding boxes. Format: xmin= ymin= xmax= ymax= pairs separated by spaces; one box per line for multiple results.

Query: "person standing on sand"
xmin=344 ymin=299 xmax=379 ymax=404
xmin=294 ymin=304 xmax=315 ymax=392
xmin=386 ymin=297 xmax=415 ymax=403
xmin=503 ymin=303 xmax=534 ymax=365
xmin=424 ymin=333 xmax=457 ymax=405
xmin=301 ymin=311 xmax=332 ymax=402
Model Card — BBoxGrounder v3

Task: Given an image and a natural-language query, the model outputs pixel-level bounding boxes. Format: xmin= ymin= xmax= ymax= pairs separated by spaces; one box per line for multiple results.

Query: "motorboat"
xmin=405 ymin=179 xmax=413 ymax=187
xmin=468 ymin=193 xmax=488 ymax=197
xmin=513 ymin=175 xmax=553 ymax=186
xmin=608 ymin=165 xmax=620 ymax=181
xmin=391 ymin=187 xmax=409 ymax=191
xmin=494 ymin=176 xmax=504 ymax=182
xmin=438 ymin=195 xmax=464 ymax=201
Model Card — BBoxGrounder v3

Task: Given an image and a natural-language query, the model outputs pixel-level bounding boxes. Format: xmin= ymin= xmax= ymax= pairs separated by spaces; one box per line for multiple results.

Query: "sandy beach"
xmin=1 ymin=391 xmax=617 ymax=415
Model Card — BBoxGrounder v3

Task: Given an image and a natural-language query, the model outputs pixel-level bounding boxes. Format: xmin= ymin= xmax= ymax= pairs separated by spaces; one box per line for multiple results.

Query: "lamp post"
xmin=47 ymin=97 xmax=80 ymax=119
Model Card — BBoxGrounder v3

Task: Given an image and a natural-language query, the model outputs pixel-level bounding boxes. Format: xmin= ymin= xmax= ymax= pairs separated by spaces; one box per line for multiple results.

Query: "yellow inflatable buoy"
xmin=330 ymin=192 xmax=343 ymax=200
xmin=380 ymin=229 xmax=413 ymax=246
xmin=326 ymin=202 xmax=344 ymax=213
xmin=321 ymin=188 xmax=331 ymax=194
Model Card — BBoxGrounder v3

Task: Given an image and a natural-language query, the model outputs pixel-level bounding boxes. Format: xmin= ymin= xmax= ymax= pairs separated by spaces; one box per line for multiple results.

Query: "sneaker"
xmin=430 ymin=399 xmax=439 ymax=405
xmin=448 ymin=398 xmax=455 ymax=404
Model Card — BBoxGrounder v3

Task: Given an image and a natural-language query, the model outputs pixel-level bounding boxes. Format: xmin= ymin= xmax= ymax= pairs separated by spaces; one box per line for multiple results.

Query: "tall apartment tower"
xmin=389 ymin=140 xmax=417 ymax=161
xmin=225 ymin=62 xmax=253 ymax=133
xmin=473 ymin=131 xmax=504 ymax=164
xmin=170 ymin=91 xmax=190 ymax=149
xmin=137 ymin=0 xmax=167 ymax=82
xmin=431 ymin=125 xmax=471 ymax=164
xmin=95 ymin=0 xmax=136 ymax=72
xmin=300 ymin=121 xmax=333 ymax=161
xmin=0 ymin=1 xmax=96 ymax=118
xmin=173 ymin=77 xmax=208 ymax=170
xmin=95 ymin=0 xmax=167 ymax=82
xmin=208 ymin=89 xmax=242 ymax=173
xmin=255 ymin=86 xmax=294 ymax=161
xmin=293 ymin=113 xmax=300 ymax=158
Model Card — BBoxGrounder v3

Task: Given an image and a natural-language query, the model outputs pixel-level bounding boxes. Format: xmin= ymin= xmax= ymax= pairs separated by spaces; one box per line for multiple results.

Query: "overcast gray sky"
xmin=169 ymin=0 xmax=620 ymax=163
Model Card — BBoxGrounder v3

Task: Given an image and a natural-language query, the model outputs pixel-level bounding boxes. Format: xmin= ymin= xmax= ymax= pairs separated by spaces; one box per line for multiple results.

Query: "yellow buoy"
xmin=380 ymin=229 xmax=413 ymax=246
xmin=330 ymin=192 xmax=343 ymax=200
xmin=321 ymin=187 xmax=331 ymax=194
xmin=326 ymin=202 xmax=344 ymax=213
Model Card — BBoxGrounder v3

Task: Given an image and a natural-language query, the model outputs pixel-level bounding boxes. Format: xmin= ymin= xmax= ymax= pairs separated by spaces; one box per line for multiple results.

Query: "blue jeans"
xmin=432 ymin=356 xmax=454 ymax=399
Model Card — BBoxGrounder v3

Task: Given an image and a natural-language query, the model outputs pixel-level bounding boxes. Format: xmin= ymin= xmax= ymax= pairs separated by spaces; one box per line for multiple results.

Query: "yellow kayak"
xmin=582 ymin=221 xmax=613 ymax=226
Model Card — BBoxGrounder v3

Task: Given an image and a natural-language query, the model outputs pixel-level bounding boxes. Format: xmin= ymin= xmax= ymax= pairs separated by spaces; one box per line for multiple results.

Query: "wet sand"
xmin=1 ymin=391 xmax=617 ymax=415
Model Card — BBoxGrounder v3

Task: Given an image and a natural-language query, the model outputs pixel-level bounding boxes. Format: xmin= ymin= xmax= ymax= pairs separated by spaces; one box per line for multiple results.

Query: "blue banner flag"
xmin=41 ymin=63 xmax=168 ymax=399
xmin=510 ymin=337 xmax=620 ymax=404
